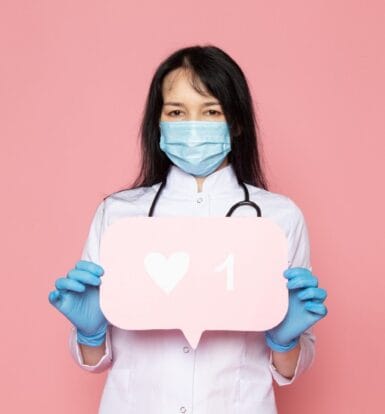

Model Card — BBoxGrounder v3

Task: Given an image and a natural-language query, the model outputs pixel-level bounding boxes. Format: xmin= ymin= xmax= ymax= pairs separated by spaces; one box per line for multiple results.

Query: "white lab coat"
xmin=68 ymin=163 xmax=315 ymax=413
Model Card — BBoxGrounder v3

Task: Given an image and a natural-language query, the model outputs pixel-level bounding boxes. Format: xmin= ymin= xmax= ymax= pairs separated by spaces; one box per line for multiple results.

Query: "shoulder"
xmin=246 ymin=185 xmax=311 ymax=265
xmin=245 ymin=183 xmax=307 ymax=233
xmin=247 ymin=184 xmax=304 ymax=218
xmin=105 ymin=184 xmax=157 ymax=204
xmin=98 ymin=183 xmax=162 ymax=225
xmin=244 ymin=186 xmax=311 ymax=269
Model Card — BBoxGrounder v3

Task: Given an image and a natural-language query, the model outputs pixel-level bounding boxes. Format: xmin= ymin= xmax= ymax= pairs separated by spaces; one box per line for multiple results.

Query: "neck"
xmin=194 ymin=158 xmax=229 ymax=192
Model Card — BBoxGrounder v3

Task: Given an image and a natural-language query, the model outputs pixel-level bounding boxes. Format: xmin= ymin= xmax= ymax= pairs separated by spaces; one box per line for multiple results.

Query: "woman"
xmin=48 ymin=45 xmax=328 ymax=413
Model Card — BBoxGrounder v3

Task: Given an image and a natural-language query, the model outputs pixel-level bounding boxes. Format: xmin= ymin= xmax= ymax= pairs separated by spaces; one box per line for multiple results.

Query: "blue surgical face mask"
xmin=159 ymin=120 xmax=232 ymax=177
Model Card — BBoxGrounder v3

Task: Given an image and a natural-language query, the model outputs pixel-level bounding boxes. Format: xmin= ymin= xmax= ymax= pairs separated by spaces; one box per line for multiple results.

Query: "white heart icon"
xmin=143 ymin=251 xmax=190 ymax=294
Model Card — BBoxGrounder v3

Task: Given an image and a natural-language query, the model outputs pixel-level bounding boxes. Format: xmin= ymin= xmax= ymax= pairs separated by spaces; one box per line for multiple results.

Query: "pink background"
xmin=1 ymin=0 xmax=384 ymax=412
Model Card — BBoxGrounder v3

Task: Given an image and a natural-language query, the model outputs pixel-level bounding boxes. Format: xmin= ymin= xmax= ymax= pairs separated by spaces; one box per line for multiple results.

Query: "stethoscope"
xmin=147 ymin=168 xmax=262 ymax=217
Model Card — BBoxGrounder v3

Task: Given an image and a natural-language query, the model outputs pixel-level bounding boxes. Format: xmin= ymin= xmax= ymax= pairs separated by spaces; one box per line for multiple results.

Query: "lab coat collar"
xmin=163 ymin=163 xmax=242 ymax=195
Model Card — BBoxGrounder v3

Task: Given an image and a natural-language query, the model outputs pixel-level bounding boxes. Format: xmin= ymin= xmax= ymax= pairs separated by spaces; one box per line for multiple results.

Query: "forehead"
xmin=162 ymin=68 xmax=210 ymax=97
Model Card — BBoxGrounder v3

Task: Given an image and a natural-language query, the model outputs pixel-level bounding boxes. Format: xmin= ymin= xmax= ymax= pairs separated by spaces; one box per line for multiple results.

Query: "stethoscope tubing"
xmin=148 ymin=171 xmax=262 ymax=217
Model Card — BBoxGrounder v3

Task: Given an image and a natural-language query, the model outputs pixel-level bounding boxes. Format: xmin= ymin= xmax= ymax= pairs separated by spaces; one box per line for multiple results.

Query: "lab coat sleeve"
xmin=68 ymin=199 xmax=114 ymax=373
xmin=69 ymin=324 xmax=113 ymax=373
xmin=268 ymin=200 xmax=316 ymax=386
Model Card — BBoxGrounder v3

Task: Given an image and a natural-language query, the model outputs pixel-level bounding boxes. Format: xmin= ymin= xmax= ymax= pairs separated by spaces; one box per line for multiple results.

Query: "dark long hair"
xmin=126 ymin=44 xmax=268 ymax=191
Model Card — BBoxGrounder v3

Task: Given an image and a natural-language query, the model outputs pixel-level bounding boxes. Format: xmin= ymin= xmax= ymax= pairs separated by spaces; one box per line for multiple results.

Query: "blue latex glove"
xmin=265 ymin=267 xmax=328 ymax=352
xmin=48 ymin=260 xmax=108 ymax=347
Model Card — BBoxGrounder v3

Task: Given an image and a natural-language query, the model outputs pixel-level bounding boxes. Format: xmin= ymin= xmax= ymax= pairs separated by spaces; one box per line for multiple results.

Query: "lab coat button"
xmin=183 ymin=346 xmax=190 ymax=353
xmin=180 ymin=407 xmax=187 ymax=413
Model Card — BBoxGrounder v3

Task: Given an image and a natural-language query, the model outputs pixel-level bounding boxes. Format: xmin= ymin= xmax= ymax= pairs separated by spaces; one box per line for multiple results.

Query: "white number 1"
xmin=214 ymin=254 xmax=235 ymax=291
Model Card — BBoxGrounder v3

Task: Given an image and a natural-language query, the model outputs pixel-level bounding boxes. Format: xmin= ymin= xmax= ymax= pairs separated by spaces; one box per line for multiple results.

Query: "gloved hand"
xmin=265 ymin=267 xmax=328 ymax=352
xmin=48 ymin=260 xmax=108 ymax=347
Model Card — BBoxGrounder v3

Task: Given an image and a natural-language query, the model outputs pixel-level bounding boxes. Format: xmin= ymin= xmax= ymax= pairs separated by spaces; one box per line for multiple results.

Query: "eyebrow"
xmin=163 ymin=101 xmax=221 ymax=107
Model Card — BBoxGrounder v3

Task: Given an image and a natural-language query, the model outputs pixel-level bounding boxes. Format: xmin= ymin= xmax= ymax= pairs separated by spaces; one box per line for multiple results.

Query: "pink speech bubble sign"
xmin=99 ymin=217 xmax=289 ymax=349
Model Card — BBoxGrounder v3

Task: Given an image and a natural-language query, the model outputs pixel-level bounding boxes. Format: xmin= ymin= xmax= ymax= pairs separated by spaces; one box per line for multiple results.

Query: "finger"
xmin=48 ymin=290 xmax=61 ymax=305
xmin=67 ymin=269 xmax=101 ymax=287
xmin=284 ymin=267 xmax=312 ymax=280
xmin=55 ymin=277 xmax=86 ymax=293
xmin=304 ymin=301 xmax=328 ymax=316
xmin=287 ymin=274 xmax=318 ymax=290
xmin=297 ymin=287 xmax=327 ymax=301
xmin=75 ymin=260 xmax=104 ymax=277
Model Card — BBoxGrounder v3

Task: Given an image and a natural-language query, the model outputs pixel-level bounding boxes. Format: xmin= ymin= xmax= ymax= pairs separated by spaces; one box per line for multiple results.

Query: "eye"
xmin=206 ymin=110 xmax=222 ymax=116
xmin=168 ymin=110 xmax=182 ymax=117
